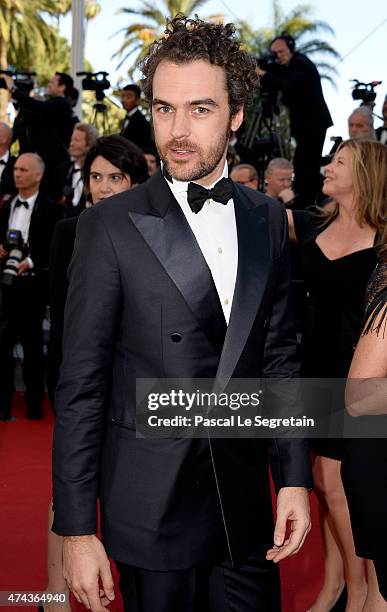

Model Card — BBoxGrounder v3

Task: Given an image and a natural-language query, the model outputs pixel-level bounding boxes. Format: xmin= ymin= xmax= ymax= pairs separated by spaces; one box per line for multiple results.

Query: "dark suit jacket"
xmin=0 ymin=155 xmax=16 ymax=199
xmin=262 ymin=52 xmax=333 ymax=137
xmin=121 ymin=108 xmax=152 ymax=149
xmin=0 ymin=192 xmax=64 ymax=298
xmin=46 ymin=160 xmax=86 ymax=217
xmin=47 ymin=216 xmax=78 ymax=401
xmin=52 ymin=170 xmax=312 ymax=570
xmin=12 ymin=91 xmax=73 ymax=165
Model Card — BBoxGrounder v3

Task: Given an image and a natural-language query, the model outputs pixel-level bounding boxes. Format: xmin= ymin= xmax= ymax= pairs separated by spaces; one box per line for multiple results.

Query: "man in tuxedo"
xmin=120 ymin=84 xmax=152 ymax=149
xmin=256 ymin=34 xmax=332 ymax=208
xmin=53 ymin=15 xmax=312 ymax=612
xmin=0 ymin=122 xmax=16 ymax=200
xmin=0 ymin=153 xmax=62 ymax=420
xmin=48 ymin=122 xmax=99 ymax=216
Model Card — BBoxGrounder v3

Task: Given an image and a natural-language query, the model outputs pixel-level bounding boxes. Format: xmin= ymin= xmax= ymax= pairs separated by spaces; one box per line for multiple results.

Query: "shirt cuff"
xmin=26 ymin=257 xmax=34 ymax=269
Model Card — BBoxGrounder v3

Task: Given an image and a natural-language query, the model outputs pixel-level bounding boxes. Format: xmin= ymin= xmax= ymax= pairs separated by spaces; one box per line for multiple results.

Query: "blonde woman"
xmin=287 ymin=140 xmax=387 ymax=611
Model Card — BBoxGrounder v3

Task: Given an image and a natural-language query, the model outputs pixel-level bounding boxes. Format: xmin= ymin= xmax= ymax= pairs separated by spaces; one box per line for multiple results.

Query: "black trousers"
xmin=293 ymin=128 xmax=327 ymax=209
xmin=0 ymin=277 xmax=45 ymax=418
xmin=116 ymin=547 xmax=281 ymax=612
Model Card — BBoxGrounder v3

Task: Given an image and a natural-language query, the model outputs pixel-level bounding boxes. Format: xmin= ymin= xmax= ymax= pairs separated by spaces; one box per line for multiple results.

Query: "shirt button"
xmin=224 ymin=299 xmax=229 ymax=306
xmin=218 ymin=247 xmax=222 ymax=254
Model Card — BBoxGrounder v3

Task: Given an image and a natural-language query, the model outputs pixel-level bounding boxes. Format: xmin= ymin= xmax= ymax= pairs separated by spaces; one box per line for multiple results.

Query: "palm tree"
xmin=238 ymin=1 xmax=340 ymax=85
xmin=113 ymin=0 xmax=217 ymax=77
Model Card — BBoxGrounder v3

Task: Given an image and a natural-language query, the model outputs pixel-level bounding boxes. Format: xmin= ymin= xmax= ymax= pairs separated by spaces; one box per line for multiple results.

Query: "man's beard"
xmin=157 ymin=126 xmax=231 ymax=183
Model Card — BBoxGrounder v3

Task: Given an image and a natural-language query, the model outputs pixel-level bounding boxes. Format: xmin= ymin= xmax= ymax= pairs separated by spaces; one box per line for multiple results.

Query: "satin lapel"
xmin=128 ymin=174 xmax=227 ymax=355
xmin=214 ymin=187 xmax=270 ymax=392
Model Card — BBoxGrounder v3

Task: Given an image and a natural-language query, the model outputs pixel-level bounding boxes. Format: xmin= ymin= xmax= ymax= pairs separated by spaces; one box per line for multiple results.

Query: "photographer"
xmin=49 ymin=122 xmax=99 ymax=217
xmin=256 ymin=34 xmax=332 ymax=208
xmin=3 ymin=72 xmax=74 ymax=179
xmin=348 ymin=106 xmax=376 ymax=140
xmin=120 ymin=83 xmax=152 ymax=149
xmin=0 ymin=153 xmax=62 ymax=421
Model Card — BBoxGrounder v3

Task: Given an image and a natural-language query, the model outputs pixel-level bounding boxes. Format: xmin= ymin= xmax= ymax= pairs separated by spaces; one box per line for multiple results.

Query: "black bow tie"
xmin=0 ymin=159 xmax=7 ymax=166
xmin=187 ymin=178 xmax=233 ymax=214
xmin=15 ymin=198 xmax=29 ymax=209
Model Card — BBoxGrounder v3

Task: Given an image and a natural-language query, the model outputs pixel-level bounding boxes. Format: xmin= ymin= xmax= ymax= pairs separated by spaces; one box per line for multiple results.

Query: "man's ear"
xmin=231 ymin=107 xmax=244 ymax=133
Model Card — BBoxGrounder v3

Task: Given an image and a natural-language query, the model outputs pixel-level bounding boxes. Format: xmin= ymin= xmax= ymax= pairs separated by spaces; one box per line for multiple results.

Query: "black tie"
xmin=187 ymin=178 xmax=234 ymax=214
xmin=15 ymin=198 xmax=29 ymax=209
xmin=0 ymin=159 xmax=6 ymax=166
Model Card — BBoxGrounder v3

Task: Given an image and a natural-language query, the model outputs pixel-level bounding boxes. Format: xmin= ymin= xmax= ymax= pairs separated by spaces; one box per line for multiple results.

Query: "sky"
xmin=60 ymin=0 xmax=387 ymax=152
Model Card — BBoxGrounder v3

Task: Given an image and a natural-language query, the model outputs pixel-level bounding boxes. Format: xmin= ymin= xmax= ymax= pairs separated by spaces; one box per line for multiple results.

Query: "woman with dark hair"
xmin=43 ymin=134 xmax=148 ymax=612
xmin=342 ymin=230 xmax=387 ymax=611
xmin=287 ymin=139 xmax=386 ymax=611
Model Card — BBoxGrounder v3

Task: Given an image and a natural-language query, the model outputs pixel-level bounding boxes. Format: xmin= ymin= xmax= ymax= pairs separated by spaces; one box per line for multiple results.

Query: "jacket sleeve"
xmin=52 ymin=207 xmax=122 ymax=535
xmin=263 ymin=206 xmax=313 ymax=492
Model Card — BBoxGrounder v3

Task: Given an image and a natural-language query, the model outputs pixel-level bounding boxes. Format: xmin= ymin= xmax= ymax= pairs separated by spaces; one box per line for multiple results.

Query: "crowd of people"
xmin=0 ymin=13 xmax=386 ymax=612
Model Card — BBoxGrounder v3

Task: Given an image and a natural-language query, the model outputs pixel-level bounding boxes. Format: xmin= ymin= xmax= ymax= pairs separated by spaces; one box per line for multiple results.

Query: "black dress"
xmin=293 ymin=210 xmax=378 ymax=459
xmin=341 ymin=260 xmax=387 ymax=600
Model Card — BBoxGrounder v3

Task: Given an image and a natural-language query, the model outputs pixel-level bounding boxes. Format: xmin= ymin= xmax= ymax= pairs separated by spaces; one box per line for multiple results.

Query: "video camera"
xmin=256 ymin=52 xmax=277 ymax=71
xmin=351 ymin=80 xmax=382 ymax=105
xmin=77 ymin=71 xmax=110 ymax=101
xmin=0 ymin=70 xmax=36 ymax=94
xmin=1 ymin=229 xmax=26 ymax=286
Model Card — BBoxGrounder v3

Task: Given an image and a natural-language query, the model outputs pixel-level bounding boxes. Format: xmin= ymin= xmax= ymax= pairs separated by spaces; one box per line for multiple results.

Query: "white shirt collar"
xmin=0 ymin=150 xmax=10 ymax=164
xmin=13 ymin=191 xmax=39 ymax=208
xmin=127 ymin=105 xmax=141 ymax=118
xmin=163 ymin=159 xmax=229 ymax=196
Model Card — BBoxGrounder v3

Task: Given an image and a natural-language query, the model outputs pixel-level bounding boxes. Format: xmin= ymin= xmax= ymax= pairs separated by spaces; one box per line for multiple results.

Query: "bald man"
xmin=0 ymin=122 xmax=16 ymax=198
xmin=0 ymin=153 xmax=63 ymax=421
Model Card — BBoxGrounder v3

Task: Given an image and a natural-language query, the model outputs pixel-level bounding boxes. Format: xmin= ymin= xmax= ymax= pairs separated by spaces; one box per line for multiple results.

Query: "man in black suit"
xmin=0 ymin=153 xmax=62 ymax=420
xmin=120 ymin=83 xmax=152 ymax=149
xmin=3 ymin=72 xmax=74 ymax=187
xmin=257 ymin=34 xmax=333 ymax=208
xmin=0 ymin=121 xmax=16 ymax=200
xmin=48 ymin=122 xmax=99 ymax=217
xmin=53 ymin=15 xmax=312 ymax=612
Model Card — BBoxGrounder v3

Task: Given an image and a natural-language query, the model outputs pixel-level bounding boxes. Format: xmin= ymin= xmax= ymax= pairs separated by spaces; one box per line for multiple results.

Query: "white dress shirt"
xmin=8 ymin=191 xmax=39 ymax=269
xmin=165 ymin=161 xmax=238 ymax=324
xmin=0 ymin=150 xmax=10 ymax=181
xmin=71 ymin=161 xmax=84 ymax=206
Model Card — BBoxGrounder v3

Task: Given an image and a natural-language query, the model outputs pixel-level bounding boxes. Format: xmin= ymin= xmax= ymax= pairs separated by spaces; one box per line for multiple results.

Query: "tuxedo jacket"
xmin=0 ymin=193 xmax=63 ymax=296
xmin=121 ymin=108 xmax=152 ymax=149
xmin=46 ymin=160 xmax=86 ymax=217
xmin=0 ymin=155 xmax=16 ymax=199
xmin=52 ymin=170 xmax=312 ymax=570
xmin=47 ymin=216 xmax=78 ymax=400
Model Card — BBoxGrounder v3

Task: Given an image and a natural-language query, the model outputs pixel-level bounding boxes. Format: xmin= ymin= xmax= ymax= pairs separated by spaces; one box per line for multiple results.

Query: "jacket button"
xmin=170 ymin=332 xmax=183 ymax=343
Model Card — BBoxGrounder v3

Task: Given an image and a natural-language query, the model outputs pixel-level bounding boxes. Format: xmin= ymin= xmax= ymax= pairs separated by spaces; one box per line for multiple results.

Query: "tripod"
xmin=242 ymin=92 xmax=289 ymax=189
xmin=90 ymin=101 xmax=110 ymax=134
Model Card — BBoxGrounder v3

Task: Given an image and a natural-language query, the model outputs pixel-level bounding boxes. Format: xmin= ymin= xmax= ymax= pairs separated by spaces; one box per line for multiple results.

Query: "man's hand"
xmin=278 ymin=188 xmax=295 ymax=204
xmin=256 ymin=67 xmax=266 ymax=78
xmin=266 ymin=486 xmax=311 ymax=563
xmin=3 ymin=74 xmax=14 ymax=91
xmin=0 ymin=245 xmax=7 ymax=260
xmin=63 ymin=535 xmax=115 ymax=612
xmin=16 ymin=259 xmax=31 ymax=275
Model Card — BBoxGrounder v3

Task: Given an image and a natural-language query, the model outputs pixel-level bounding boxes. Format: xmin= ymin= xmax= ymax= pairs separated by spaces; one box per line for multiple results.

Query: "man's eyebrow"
xmin=152 ymin=98 xmax=219 ymax=108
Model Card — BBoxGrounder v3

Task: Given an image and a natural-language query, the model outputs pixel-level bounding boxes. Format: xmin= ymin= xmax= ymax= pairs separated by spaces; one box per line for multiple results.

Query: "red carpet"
xmin=0 ymin=394 xmax=323 ymax=611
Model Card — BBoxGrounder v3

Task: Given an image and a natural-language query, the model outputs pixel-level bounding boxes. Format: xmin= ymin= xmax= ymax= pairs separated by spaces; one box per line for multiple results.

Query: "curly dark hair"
xmin=140 ymin=14 xmax=257 ymax=117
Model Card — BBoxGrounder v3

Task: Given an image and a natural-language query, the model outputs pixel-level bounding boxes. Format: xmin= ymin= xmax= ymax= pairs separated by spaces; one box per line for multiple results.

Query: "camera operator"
xmin=120 ymin=84 xmax=152 ymax=149
xmin=3 ymin=72 xmax=75 ymax=182
xmin=0 ymin=153 xmax=63 ymax=421
xmin=49 ymin=123 xmax=99 ymax=217
xmin=375 ymin=95 xmax=387 ymax=144
xmin=0 ymin=122 xmax=16 ymax=200
xmin=256 ymin=33 xmax=333 ymax=208
xmin=348 ymin=106 xmax=376 ymax=140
